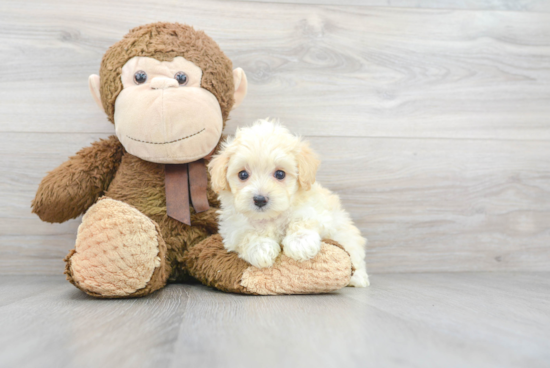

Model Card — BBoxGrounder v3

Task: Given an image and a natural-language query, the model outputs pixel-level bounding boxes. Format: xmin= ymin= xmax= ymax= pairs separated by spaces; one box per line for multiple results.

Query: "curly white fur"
xmin=208 ymin=119 xmax=369 ymax=287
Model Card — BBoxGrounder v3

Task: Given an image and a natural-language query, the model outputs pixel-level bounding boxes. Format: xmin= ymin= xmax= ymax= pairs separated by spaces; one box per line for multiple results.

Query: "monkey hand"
xmin=184 ymin=234 xmax=352 ymax=295
xmin=32 ymin=136 xmax=123 ymax=223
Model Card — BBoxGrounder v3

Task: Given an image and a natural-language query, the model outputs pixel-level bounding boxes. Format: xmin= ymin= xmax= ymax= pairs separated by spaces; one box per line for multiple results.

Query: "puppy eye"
xmin=134 ymin=70 xmax=147 ymax=84
xmin=274 ymin=170 xmax=286 ymax=180
xmin=174 ymin=71 xmax=188 ymax=86
xmin=238 ymin=170 xmax=249 ymax=180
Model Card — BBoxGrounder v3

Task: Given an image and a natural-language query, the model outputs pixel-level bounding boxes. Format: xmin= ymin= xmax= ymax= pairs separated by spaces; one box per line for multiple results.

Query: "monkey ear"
xmin=296 ymin=141 xmax=320 ymax=191
xmin=88 ymin=74 xmax=104 ymax=111
xmin=232 ymin=68 xmax=248 ymax=110
xmin=208 ymin=147 xmax=232 ymax=193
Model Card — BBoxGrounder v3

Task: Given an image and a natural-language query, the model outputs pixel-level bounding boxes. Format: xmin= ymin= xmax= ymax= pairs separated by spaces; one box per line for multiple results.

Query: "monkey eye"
xmin=174 ymin=71 xmax=188 ymax=86
xmin=133 ymin=70 xmax=147 ymax=84
xmin=238 ymin=170 xmax=249 ymax=181
xmin=274 ymin=170 xmax=286 ymax=180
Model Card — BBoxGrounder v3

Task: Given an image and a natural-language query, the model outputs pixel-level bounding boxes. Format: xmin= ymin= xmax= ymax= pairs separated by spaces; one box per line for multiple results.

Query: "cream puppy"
xmin=209 ymin=119 xmax=369 ymax=287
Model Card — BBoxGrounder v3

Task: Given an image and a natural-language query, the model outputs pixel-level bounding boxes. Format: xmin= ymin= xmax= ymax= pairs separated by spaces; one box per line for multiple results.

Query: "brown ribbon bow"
xmin=165 ymin=159 xmax=210 ymax=225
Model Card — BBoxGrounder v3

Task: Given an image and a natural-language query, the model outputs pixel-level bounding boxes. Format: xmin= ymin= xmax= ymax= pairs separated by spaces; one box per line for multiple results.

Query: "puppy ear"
xmin=208 ymin=147 xmax=231 ymax=193
xmin=296 ymin=141 xmax=320 ymax=191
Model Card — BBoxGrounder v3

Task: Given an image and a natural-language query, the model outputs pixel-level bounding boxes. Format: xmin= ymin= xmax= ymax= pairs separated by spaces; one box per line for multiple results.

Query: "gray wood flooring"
xmin=0 ymin=273 xmax=548 ymax=368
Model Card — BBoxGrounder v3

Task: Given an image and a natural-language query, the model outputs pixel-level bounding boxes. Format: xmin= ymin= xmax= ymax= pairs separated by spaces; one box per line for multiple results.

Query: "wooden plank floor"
xmin=0 ymin=273 xmax=548 ymax=368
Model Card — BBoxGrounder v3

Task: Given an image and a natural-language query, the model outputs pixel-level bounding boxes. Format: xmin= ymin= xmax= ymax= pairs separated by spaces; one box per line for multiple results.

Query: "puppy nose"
xmin=150 ymin=77 xmax=178 ymax=90
xmin=253 ymin=195 xmax=268 ymax=208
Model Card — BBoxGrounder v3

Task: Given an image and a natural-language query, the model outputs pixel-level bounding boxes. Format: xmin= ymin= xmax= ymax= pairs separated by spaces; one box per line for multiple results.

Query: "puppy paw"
xmin=241 ymin=238 xmax=281 ymax=268
xmin=282 ymin=230 xmax=322 ymax=262
xmin=349 ymin=270 xmax=370 ymax=287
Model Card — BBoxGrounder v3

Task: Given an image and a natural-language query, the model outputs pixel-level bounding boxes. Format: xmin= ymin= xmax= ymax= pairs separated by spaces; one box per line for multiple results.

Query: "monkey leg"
xmin=64 ymin=198 xmax=169 ymax=298
xmin=183 ymin=234 xmax=352 ymax=295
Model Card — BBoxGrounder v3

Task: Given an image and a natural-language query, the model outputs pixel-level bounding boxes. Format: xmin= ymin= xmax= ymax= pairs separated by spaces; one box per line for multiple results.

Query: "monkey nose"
xmin=150 ymin=77 xmax=179 ymax=90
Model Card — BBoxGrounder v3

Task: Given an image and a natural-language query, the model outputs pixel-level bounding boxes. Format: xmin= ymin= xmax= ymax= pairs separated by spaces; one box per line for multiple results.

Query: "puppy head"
xmin=208 ymin=119 xmax=320 ymax=219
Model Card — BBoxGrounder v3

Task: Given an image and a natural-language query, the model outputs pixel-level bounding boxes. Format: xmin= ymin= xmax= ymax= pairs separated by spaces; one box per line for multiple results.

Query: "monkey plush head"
xmin=88 ymin=22 xmax=247 ymax=164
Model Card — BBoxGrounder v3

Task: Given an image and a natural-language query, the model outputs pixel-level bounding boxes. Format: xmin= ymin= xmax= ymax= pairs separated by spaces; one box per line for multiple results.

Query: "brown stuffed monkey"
xmin=31 ymin=22 xmax=352 ymax=297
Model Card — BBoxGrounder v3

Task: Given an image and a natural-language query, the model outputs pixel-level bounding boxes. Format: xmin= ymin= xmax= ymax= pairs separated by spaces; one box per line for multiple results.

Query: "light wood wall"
xmin=1 ymin=0 xmax=549 ymax=274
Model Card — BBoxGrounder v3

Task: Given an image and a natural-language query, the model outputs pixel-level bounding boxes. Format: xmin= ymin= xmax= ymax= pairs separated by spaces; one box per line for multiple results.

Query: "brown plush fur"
xmin=31 ymin=136 xmax=124 ymax=223
xmin=184 ymin=234 xmax=254 ymax=294
xmin=185 ymin=235 xmax=354 ymax=295
xmin=103 ymin=149 xmax=221 ymax=282
xmin=100 ymin=22 xmax=235 ymax=125
xmin=33 ymin=22 xmax=233 ymax=287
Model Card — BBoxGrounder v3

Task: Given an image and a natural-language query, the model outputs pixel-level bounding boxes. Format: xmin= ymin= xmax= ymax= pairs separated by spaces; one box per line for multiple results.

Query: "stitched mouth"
xmin=126 ymin=128 xmax=205 ymax=145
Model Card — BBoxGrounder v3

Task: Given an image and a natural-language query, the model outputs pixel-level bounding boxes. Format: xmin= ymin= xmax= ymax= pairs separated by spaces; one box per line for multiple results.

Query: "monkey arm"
xmin=32 ymin=135 xmax=124 ymax=223
xmin=183 ymin=235 xmax=352 ymax=295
